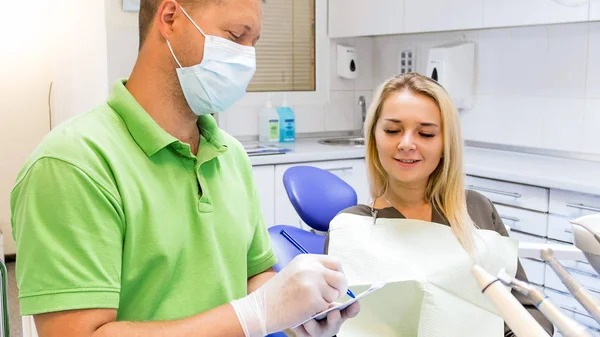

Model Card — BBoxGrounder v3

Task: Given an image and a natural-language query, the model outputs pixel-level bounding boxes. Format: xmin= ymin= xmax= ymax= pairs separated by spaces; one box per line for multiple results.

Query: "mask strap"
xmin=179 ymin=6 xmax=207 ymax=37
xmin=166 ymin=40 xmax=183 ymax=68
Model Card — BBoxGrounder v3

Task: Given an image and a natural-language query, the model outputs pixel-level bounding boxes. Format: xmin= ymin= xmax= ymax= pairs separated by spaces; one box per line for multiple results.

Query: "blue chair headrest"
xmin=283 ymin=166 xmax=358 ymax=232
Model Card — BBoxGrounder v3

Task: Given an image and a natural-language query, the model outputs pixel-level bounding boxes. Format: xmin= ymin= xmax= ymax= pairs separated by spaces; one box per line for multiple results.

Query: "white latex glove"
xmin=291 ymin=301 xmax=361 ymax=337
xmin=230 ymin=254 xmax=349 ymax=337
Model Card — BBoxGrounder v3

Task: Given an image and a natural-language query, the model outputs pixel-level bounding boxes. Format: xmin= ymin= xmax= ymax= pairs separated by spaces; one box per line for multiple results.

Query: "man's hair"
xmin=138 ymin=0 xmax=199 ymax=48
xmin=138 ymin=0 xmax=265 ymax=49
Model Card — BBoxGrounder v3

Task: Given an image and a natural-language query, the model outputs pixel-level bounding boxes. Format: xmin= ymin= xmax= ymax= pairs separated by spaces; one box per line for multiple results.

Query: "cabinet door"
xmin=465 ymin=175 xmax=549 ymax=212
xmin=404 ymin=0 xmax=484 ymax=33
xmin=591 ymin=0 xmax=600 ymax=20
xmin=274 ymin=159 xmax=369 ymax=230
xmin=0 ymin=2 xmax=53 ymax=256
xmin=494 ymin=204 xmax=548 ymax=237
xmin=328 ymin=0 xmax=404 ymax=38
xmin=549 ymin=189 xmax=600 ymax=218
xmin=252 ymin=165 xmax=276 ymax=228
xmin=483 ymin=0 xmax=589 ymax=28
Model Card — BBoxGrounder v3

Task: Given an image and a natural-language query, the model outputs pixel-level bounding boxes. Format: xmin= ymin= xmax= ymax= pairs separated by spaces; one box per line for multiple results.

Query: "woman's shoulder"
xmin=466 ymin=189 xmax=493 ymax=208
xmin=338 ymin=204 xmax=374 ymax=217
xmin=465 ymin=189 xmax=500 ymax=231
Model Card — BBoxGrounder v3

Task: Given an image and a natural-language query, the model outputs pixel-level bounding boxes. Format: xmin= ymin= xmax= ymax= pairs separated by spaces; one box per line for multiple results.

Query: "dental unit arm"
xmin=472 ymin=214 xmax=600 ymax=337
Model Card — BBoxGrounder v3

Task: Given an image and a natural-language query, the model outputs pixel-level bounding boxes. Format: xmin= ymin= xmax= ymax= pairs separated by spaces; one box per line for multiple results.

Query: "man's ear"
xmin=156 ymin=0 xmax=180 ymax=41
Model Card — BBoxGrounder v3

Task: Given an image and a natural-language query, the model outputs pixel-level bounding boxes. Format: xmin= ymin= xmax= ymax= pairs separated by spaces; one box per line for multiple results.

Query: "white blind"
xmin=248 ymin=0 xmax=315 ymax=92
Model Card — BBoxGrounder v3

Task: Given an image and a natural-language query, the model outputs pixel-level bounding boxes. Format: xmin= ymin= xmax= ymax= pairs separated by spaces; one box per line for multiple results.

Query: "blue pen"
xmin=280 ymin=229 xmax=356 ymax=299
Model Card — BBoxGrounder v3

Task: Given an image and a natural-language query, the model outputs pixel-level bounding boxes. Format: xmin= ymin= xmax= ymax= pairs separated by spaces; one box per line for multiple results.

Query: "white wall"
xmin=0 ymin=2 xmax=54 ymax=256
xmin=104 ymin=0 xmax=140 ymax=89
xmin=222 ymin=37 xmax=375 ymax=137
xmin=373 ymin=22 xmax=600 ymax=155
xmin=0 ymin=0 xmax=109 ymax=255
xmin=51 ymin=0 xmax=110 ymax=126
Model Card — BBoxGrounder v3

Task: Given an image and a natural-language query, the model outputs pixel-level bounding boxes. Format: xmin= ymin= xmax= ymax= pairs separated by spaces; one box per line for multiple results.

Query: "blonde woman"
xmin=328 ymin=73 xmax=553 ymax=337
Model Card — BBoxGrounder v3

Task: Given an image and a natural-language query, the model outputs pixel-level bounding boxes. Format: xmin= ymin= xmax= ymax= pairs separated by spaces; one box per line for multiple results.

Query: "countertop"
xmin=463 ymin=146 xmax=600 ymax=195
xmin=247 ymin=138 xmax=365 ymax=166
xmin=246 ymin=138 xmax=600 ymax=195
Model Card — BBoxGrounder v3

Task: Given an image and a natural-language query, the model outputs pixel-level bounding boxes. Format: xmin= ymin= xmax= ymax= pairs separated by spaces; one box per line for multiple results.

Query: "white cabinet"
xmin=547 ymin=189 xmax=600 ymax=243
xmin=591 ymin=0 xmax=600 ymax=20
xmin=549 ymin=189 xmax=600 ymax=219
xmin=328 ymin=0 xmax=404 ymax=38
xmin=465 ymin=175 xmax=549 ymax=212
xmin=483 ymin=0 xmax=589 ymax=28
xmin=548 ymin=214 xmax=575 ymax=243
xmin=495 ymin=204 xmax=549 ymax=237
xmin=252 ymin=165 xmax=276 ymax=228
xmin=330 ymin=0 xmax=593 ymax=39
xmin=520 ymin=257 xmax=546 ymax=286
xmin=546 ymin=288 xmax=600 ymax=332
xmin=404 ymin=0 xmax=484 ymax=33
xmin=274 ymin=159 xmax=369 ymax=230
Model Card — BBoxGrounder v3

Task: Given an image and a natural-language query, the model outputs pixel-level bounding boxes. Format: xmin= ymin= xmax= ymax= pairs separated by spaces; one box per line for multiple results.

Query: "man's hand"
xmin=291 ymin=302 xmax=361 ymax=337
xmin=231 ymin=254 xmax=352 ymax=336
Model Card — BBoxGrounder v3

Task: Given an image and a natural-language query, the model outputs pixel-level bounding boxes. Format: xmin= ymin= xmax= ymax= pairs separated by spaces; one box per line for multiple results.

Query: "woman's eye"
xmin=228 ymin=31 xmax=241 ymax=40
xmin=420 ymin=133 xmax=435 ymax=138
xmin=384 ymin=130 xmax=399 ymax=134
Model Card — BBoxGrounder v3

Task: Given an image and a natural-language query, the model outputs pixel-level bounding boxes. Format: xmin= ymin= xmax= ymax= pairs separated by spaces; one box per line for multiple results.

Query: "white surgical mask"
xmin=166 ymin=6 xmax=256 ymax=116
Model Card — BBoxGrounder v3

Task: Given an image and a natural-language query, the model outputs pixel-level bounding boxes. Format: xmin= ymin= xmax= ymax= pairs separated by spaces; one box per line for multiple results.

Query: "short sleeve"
xmin=10 ymin=157 xmax=124 ymax=315
xmin=245 ymin=178 xmax=276 ymax=278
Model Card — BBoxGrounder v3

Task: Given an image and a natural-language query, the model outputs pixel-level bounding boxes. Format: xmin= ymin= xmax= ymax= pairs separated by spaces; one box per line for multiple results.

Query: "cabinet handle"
xmin=326 ymin=167 xmax=353 ymax=173
xmin=560 ymin=306 xmax=593 ymax=319
xmin=564 ymin=228 xmax=573 ymax=234
xmin=500 ymin=215 xmax=520 ymax=223
xmin=467 ymin=185 xmax=522 ymax=198
xmin=566 ymin=203 xmax=600 ymax=213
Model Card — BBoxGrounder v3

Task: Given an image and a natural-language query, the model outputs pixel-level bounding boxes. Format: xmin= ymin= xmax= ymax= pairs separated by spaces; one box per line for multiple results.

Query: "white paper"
xmin=328 ymin=214 xmax=519 ymax=337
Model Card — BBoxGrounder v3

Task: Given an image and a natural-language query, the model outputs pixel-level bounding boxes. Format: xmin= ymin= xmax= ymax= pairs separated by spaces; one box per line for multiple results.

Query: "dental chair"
xmin=266 ymin=166 xmax=358 ymax=337
xmin=282 ymin=165 xmax=358 ymax=232
xmin=268 ymin=166 xmax=359 ymax=270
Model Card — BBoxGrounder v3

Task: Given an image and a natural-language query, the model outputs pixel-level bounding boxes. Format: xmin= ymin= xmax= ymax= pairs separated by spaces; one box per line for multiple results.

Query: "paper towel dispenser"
xmin=337 ymin=44 xmax=358 ymax=80
xmin=426 ymin=42 xmax=475 ymax=110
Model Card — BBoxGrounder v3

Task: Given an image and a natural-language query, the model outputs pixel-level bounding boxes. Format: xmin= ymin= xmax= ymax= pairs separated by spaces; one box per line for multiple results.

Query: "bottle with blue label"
xmin=277 ymin=94 xmax=296 ymax=143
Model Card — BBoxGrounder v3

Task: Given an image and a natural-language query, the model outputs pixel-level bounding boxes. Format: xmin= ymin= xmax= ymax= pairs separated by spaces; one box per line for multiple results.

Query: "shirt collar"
xmin=107 ymin=79 xmax=227 ymax=157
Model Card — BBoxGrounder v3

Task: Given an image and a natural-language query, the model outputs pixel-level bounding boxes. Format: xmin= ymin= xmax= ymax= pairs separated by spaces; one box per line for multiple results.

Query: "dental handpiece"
xmin=472 ymin=265 xmax=550 ymax=337
xmin=541 ymin=248 xmax=600 ymax=325
xmin=497 ymin=269 xmax=594 ymax=337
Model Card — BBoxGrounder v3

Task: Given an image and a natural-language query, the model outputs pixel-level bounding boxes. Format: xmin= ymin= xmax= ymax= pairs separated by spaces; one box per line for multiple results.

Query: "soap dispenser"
xmin=258 ymin=95 xmax=280 ymax=143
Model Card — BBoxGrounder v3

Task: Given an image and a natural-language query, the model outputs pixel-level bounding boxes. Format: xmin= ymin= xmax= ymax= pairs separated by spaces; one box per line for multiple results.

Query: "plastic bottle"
xmin=277 ymin=94 xmax=296 ymax=143
xmin=258 ymin=95 xmax=280 ymax=143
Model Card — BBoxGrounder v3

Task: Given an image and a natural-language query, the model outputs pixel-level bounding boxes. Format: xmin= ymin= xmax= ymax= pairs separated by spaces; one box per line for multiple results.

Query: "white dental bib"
xmin=328 ymin=213 xmax=519 ymax=337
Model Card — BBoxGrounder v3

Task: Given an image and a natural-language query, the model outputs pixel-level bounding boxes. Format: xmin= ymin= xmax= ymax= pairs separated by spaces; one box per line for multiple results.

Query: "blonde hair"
xmin=364 ymin=73 xmax=477 ymax=253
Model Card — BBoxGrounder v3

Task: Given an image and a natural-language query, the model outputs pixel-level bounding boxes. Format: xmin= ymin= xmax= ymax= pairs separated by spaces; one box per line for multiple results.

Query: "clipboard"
xmin=292 ymin=282 xmax=387 ymax=328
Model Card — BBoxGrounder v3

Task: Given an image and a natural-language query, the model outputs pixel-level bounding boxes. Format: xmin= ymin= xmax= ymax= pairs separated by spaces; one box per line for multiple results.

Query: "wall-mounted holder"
xmin=337 ymin=44 xmax=358 ymax=80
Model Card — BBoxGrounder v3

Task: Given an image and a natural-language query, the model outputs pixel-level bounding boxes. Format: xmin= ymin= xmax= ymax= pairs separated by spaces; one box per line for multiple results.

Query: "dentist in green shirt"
xmin=10 ymin=1 xmax=360 ymax=336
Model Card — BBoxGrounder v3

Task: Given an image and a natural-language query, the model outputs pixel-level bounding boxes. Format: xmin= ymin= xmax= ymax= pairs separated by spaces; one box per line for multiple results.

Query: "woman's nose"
xmin=397 ymin=132 xmax=416 ymax=151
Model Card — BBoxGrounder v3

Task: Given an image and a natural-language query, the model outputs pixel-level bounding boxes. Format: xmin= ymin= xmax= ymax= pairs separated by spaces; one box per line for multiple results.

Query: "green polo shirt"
xmin=10 ymin=80 xmax=276 ymax=320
